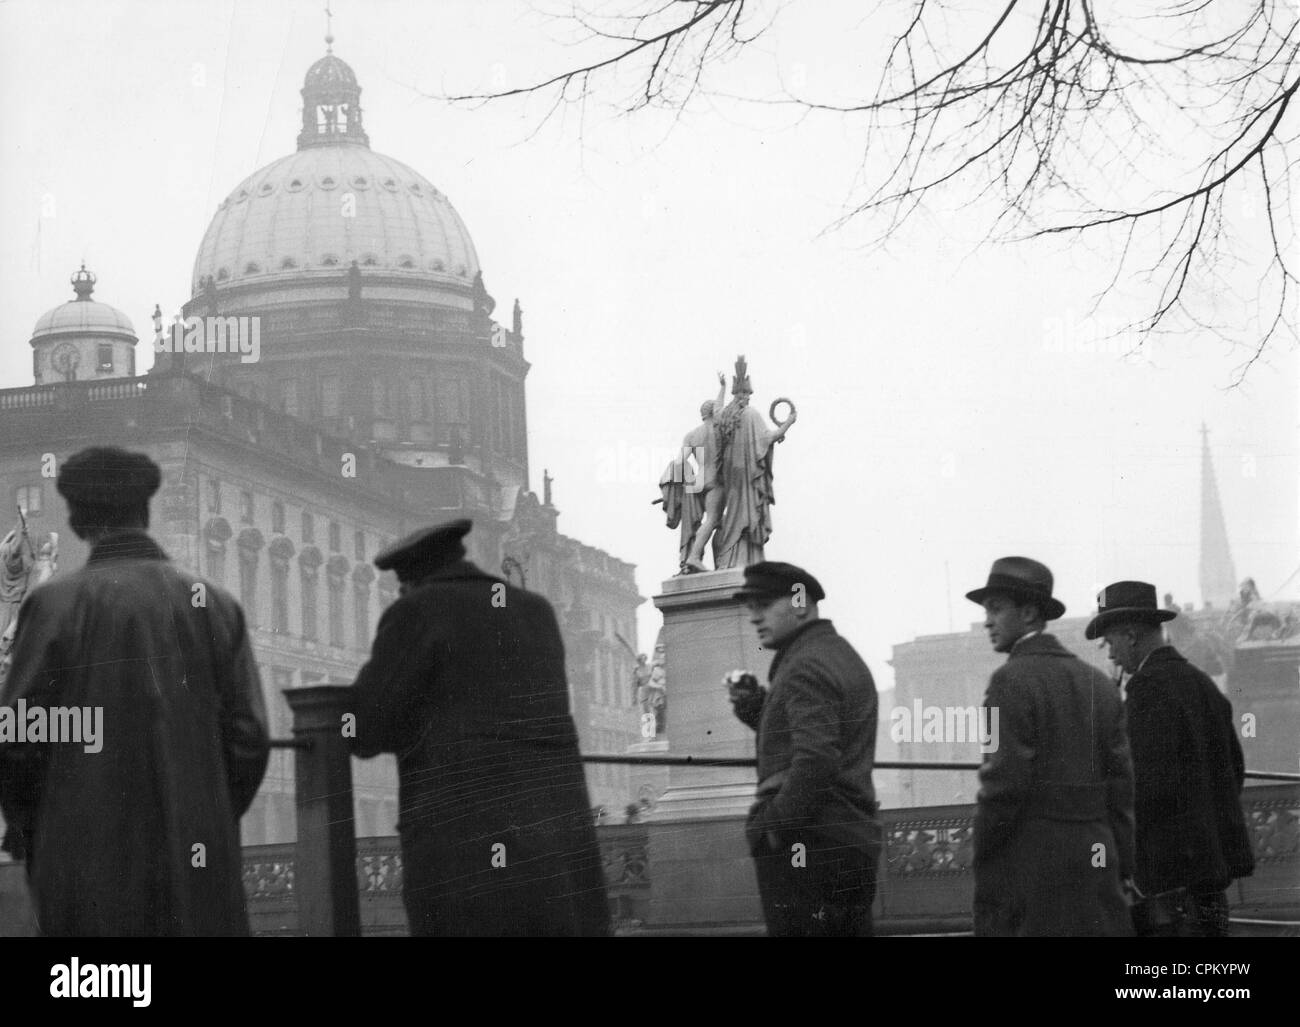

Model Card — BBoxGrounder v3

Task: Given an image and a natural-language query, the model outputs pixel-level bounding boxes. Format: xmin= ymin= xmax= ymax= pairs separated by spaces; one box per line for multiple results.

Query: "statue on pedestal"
xmin=657 ymin=356 xmax=796 ymax=573
xmin=0 ymin=508 xmax=57 ymax=685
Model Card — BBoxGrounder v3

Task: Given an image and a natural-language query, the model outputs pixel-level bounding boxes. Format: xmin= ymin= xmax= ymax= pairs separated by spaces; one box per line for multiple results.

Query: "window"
xmin=97 ymin=344 xmax=113 ymax=372
xmin=353 ymin=530 xmax=365 ymax=562
xmin=271 ymin=501 xmax=285 ymax=535
xmin=238 ymin=554 xmax=258 ymax=629
xmin=14 ymin=485 xmax=41 ymax=514
xmin=408 ymin=378 xmax=427 ymax=421
xmin=372 ymin=378 xmax=395 ymax=418
xmin=353 ymin=585 xmax=370 ymax=648
xmin=208 ymin=479 xmax=221 ymax=514
xmin=206 ymin=543 xmax=226 ymax=588
xmin=280 ymin=379 xmax=300 ymax=417
xmin=328 ymin=577 xmax=345 ymax=648
xmin=329 ymin=522 xmax=341 ymax=553
xmin=270 ymin=561 xmax=289 ymax=634
xmin=128 ymin=350 xmax=135 ymax=376
xmin=301 ymin=568 xmax=318 ymax=642
xmin=321 ymin=377 xmax=341 ymax=419
xmin=240 ymin=490 xmax=254 ymax=525
xmin=301 ymin=512 xmax=314 ymax=543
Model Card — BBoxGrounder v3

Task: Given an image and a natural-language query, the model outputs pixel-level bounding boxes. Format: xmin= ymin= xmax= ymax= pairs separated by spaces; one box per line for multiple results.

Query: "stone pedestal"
xmin=643 ymin=567 xmax=771 ymax=929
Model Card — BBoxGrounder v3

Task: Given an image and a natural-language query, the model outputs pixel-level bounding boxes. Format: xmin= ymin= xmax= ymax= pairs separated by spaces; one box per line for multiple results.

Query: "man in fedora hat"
xmin=727 ymin=561 xmax=880 ymax=936
xmin=346 ymin=518 xmax=609 ymax=937
xmin=0 ymin=447 xmax=269 ymax=935
xmin=966 ymin=556 xmax=1134 ymax=936
xmin=1088 ymin=581 xmax=1254 ymax=936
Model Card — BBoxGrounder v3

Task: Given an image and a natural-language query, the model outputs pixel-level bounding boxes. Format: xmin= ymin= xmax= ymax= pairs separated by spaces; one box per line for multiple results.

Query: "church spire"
xmin=1199 ymin=424 xmax=1238 ymax=608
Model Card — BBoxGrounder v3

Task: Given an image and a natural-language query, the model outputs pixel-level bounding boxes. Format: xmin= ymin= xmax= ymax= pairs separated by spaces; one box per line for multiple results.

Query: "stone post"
xmin=285 ymin=685 xmax=360 ymax=937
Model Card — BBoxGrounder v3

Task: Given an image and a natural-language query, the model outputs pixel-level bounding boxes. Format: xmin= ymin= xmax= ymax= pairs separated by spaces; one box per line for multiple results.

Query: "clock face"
xmin=51 ymin=343 xmax=80 ymax=377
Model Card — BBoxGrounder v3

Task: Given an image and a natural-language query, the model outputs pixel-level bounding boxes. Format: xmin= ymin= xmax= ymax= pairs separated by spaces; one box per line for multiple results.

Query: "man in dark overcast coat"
xmin=347 ymin=518 xmax=609 ymax=937
xmin=0 ymin=447 xmax=268 ymax=936
xmin=728 ymin=561 xmax=880 ymax=937
xmin=1089 ymin=580 xmax=1254 ymax=936
xmin=967 ymin=556 xmax=1135 ymax=936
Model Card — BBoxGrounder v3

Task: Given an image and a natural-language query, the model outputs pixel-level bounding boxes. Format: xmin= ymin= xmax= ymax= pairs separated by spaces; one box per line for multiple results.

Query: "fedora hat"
xmin=1085 ymin=581 xmax=1176 ymax=640
xmin=966 ymin=556 xmax=1066 ymax=621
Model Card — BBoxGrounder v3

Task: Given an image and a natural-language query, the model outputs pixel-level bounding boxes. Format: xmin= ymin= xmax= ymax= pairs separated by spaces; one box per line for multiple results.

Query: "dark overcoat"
xmin=347 ymin=560 xmax=609 ymax=937
xmin=973 ymin=633 xmax=1135 ymax=936
xmin=0 ymin=531 xmax=269 ymax=936
xmin=1125 ymin=645 xmax=1254 ymax=894
xmin=739 ymin=619 xmax=879 ymax=855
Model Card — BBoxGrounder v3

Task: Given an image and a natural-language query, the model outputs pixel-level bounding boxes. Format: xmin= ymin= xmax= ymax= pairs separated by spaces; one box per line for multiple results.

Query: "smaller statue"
xmin=347 ymin=260 xmax=363 ymax=301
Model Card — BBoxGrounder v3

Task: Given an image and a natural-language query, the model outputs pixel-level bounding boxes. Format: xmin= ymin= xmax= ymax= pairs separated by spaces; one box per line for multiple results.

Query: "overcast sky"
xmin=2 ymin=0 xmax=1295 ymax=689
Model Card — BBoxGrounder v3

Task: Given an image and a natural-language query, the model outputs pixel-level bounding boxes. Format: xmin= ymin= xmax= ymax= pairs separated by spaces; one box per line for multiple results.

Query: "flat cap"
xmin=57 ymin=447 xmax=161 ymax=509
xmin=733 ymin=561 xmax=826 ymax=604
xmin=375 ymin=518 xmax=472 ymax=583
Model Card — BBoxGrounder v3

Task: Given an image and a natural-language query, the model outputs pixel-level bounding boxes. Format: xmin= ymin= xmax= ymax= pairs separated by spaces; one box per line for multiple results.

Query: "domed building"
xmin=0 ymin=45 xmax=648 ymax=863
xmin=30 ymin=265 xmax=139 ymax=385
xmin=172 ymin=46 xmax=528 ymax=497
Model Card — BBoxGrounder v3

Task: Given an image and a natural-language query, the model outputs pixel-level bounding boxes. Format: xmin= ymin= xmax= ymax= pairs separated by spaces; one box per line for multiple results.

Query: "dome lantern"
xmin=71 ymin=262 xmax=96 ymax=300
xmin=297 ymin=46 xmax=369 ymax=150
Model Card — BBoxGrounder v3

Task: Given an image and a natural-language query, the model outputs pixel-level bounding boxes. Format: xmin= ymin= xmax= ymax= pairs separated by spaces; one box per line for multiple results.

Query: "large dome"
xmin=191 ymin=147 xmax=480 ymax=296
xmin=191 ymin=49 xmax=479 ymax=297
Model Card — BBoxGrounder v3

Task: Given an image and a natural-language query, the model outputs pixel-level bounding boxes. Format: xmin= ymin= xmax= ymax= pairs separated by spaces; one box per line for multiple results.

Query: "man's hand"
xmin=717 ymin=371 xmax=726 ymax=386
xmin=725 ymin=670 xmax=763 ymax=706
xmin=1121 ymin=877 xmax=1142 ymax=907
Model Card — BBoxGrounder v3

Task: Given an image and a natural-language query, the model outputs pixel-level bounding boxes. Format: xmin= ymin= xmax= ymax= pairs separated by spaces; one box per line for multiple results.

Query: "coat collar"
xmin=86 ymin=530 xmax=169 ymax=565
xmin=768 ymin=619 xmax=836 ymax=680
xmin=1130 ymin=645 xmax=1184 ymax=678
xmin=1005 ymin=632 xmax=1073 ymax=660
xmin=407 ymin=559 xmax=504 ymax=589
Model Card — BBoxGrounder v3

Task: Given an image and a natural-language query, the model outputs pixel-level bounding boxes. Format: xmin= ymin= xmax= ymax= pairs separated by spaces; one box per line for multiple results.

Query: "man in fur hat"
xmin=0 ymin=447 xmax=268 ymax=935
xmin=966 ymin=556 xmax=1135 ymax=936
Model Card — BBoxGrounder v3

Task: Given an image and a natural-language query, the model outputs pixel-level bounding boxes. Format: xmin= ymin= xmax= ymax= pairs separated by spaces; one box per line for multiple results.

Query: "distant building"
xmin=0 ymin=45 xmax=645 ymax=847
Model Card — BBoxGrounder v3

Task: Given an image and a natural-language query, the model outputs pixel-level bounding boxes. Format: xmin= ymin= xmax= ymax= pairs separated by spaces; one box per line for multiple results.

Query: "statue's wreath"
xmin=769 ymin=397 xmax=797 ymax=425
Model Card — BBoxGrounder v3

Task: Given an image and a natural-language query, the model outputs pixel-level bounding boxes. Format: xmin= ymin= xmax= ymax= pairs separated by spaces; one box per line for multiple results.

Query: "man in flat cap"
xmin=966 ymin=556 xmax=1134 ymax=936
xmin=0 ymin=447 xmax=269 ymax=935
xmin=727 ymin=561 xmax=880 ymax=936
xmin=346 ymin=518 xmax=609 ymax=936
xmin=1089 ymin=581 xmax=1254 ymax=936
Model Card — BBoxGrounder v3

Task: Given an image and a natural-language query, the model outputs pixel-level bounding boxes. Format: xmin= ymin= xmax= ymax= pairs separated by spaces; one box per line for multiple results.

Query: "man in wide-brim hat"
xmin=1089 ymin=580 xmax=1253 ymax=936
xmin=0 ymin=446 xmax=268 ymax=936
xmin=965 ymin=556 xmax=1135 ymax=937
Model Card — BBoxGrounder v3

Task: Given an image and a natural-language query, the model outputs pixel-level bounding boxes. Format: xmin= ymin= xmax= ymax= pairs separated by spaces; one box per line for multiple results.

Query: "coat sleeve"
xmin=0 ymin=590 xmax=61 ymax=859
xmin=1126 ymin=677 xmax=1182 ymax=818
xmin=347 ymin=596 xmax=434 ymax=758
xmin=1104 ymin=686 xmax=1136 ymax=880
xmin=218 ymin=600 xmax=270 ymax=818
xmin=750 ymin=663 xmax=841 ymax=838
xmin=973 ymin=669 xmax=1035 ymax=865
xmin=730 ymin=690 xmax=765 ymax=731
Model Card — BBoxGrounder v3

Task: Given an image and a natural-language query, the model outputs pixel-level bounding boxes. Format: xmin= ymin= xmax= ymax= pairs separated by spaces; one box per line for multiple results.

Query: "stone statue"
xmin=658 ymin=356 xmax=796 ymax=572
xmin=0 ymin=510 xmax=56 ymax=685
xmin=348 ymin=260 xmax=363 ymax=300
xmin=632 ymin=632 xmax=668 ymax=738
xmin=713 ymin=356 xmax=796 ymax=569
xmin=656 ymin=373 xmax=728 ymax=574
